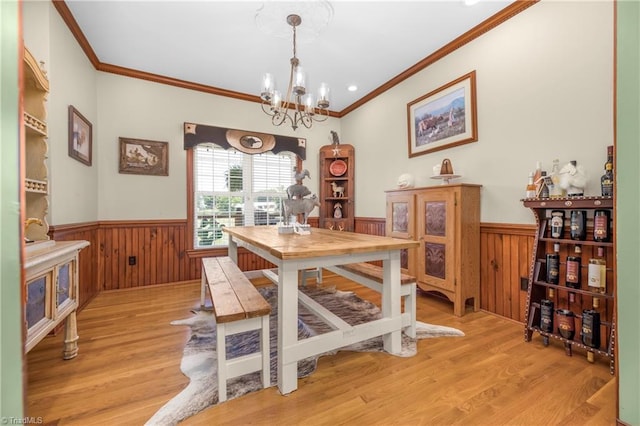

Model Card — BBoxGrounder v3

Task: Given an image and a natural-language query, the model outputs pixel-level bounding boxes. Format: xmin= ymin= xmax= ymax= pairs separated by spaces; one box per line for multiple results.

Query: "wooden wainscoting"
xmin=47 ymin=222 xmax=100 ymax=310
xmin=480 ymin=223 xmax=536 ymax=323
xmin=50 ymin=218 xmax=536 ymax=323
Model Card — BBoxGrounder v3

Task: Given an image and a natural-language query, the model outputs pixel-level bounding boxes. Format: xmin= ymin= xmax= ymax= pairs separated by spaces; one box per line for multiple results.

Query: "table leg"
xmin=227 ymin=236 xmax=238 ymax=263
xmin=382 ymin=251 xmax=402 ymax=354
xmin=277 ymin=262 xmax=299 ymax=394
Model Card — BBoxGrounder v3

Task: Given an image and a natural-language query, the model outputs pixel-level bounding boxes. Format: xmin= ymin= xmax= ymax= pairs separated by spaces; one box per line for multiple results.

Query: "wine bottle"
xmin=546 ymin=244 xmax=560 ymax=285
xmin=566 ymin=245 xmax=582 ymax=303
xmin=601 ymin=145 xmax=614 ymax=197
xmin=556 ymin=309 xmax=576 ymax=340
xmin=549 ymin=159 xmax=564 ymax=198
xmin=593 ymin=210 xmax=611 ymax=242
xmin=533 ymin=161 xmax=542 ymax=194
xmin=525 ymin=172 xmax=536 ymax=198
xmin=540 ymin=299 xmax=554 ymax=333
xmin=570 ymin=210 xmax=587 ymax=241
xmin=588 ymin=247 xmax=607 ymax=308
xmin=581 ymin=309 xmax=601 ymax=351
xmin=550 ymin=210 xmax=565 ymax=239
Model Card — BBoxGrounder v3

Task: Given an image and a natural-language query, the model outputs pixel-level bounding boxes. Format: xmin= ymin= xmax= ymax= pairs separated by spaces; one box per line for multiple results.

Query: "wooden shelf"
xmin=523 ymin=196 xmax=615 ymax=374
xmin=318 ymin=144 xmax=355 ymax=232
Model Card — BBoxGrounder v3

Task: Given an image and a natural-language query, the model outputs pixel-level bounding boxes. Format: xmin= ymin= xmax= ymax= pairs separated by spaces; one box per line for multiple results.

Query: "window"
xmin=192 ymin=143 xmax=297 ymax=248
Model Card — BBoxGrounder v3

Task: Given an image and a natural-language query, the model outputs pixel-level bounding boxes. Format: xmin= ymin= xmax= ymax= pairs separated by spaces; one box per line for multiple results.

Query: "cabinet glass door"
xmin=56 ymin=261 xmax=73 ymax=308
xmin=26 ymin=272 xmax=53 ymax=330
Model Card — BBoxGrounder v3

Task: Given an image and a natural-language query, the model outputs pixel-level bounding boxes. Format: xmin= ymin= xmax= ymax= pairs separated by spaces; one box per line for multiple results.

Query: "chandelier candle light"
xmin=260 ymin=14 xmax=330 ymax=130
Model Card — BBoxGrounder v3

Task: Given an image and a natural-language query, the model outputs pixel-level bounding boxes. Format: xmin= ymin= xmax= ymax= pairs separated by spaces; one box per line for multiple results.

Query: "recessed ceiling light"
xmin=464 ymin=0 xmax=480 ymax=5
xmin=347 ymin=85 xmax=358 ymax=92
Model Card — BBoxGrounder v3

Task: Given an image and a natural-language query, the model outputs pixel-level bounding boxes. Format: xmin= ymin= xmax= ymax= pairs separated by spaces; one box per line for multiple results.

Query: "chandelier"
xmin=260 ymin=14 xmax=330 ymax=131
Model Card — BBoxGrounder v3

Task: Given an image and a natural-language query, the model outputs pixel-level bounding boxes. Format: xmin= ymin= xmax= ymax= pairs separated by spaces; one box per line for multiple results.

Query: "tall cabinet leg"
xmin=63 ymin=311 xmax=79 ymax=360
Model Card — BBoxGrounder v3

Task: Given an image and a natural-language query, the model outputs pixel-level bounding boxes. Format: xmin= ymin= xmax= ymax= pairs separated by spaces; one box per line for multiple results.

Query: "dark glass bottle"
xmin=593 ymin=210 xmax=611 ymax=242
xmin=550 ymin=210 xmax=565 ymax=239
xmin=556 ymin=309 xmax=575 ymax=340
xmin=546 ymin=244 xmax=560 ymax=285
xmin=566 ymin=246 xmax=582 ymax=305
xmin=570 ymin=210 xmax=587 ymax=241
xmin=601 ymin=145 xmax=614 ymax=197
xmin=540 ymin=299 xmax=554 ymax=333
xmin=581 ymin=309 xmax=601 ymax=348
xmin=566 ymin=247 xmax=582 ymax=288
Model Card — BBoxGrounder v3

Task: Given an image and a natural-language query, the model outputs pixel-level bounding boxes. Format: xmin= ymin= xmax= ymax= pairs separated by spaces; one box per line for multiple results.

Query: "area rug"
xmin=145 ymin=285 xmax=464 ymax=425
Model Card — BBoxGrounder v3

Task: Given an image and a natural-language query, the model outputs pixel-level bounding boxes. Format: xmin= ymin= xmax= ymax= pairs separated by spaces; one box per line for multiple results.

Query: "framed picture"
xmin=118 ymin=137 xmax=169 ymax=176
xmin=68 ymin=106 xmax=92 ymax=166
xmin=407 ymin=70 xmax=477 ymax=158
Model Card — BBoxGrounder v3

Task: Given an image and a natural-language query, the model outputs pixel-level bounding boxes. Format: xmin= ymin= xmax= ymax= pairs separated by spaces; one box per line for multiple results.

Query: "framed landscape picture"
xmin=68 ymin=106 xmax=92 ymax=166
xmin=407 ymin=71 xmax=477 ymax=158
xmin=118 ymin=137 xmax=169 ymax=176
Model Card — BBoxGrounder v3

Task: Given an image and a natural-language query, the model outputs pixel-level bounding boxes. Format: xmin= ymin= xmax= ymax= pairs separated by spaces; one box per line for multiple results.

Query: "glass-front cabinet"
xmin=24 ymin=241 xmax=89 ymax=359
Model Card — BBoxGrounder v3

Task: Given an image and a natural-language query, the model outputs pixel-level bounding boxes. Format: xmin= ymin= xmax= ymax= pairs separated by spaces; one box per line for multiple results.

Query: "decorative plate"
xmin=329 ymin=159 xmax=347 ymax=176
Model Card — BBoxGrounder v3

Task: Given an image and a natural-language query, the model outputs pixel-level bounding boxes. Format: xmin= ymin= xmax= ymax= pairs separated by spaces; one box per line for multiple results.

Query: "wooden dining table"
xmin=224 ymin=225 xmax=419 ymax=395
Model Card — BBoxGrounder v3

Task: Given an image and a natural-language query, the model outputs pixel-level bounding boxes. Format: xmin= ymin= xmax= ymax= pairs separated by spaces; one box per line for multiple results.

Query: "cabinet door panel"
xmin=418 ymin=190 xmax=455 ymax=291
xmin=386 ymin=193 xmax=415 ymax=239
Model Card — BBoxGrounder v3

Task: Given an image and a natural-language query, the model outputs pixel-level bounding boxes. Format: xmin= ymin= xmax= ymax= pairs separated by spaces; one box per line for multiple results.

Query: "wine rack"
xmin=522 ymin=196 xmax=615 ymax=374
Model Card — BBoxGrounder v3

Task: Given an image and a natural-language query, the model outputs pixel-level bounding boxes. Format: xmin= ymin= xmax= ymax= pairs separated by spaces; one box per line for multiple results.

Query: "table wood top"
xmin=224 ymin=226 xmax=419 ymax=260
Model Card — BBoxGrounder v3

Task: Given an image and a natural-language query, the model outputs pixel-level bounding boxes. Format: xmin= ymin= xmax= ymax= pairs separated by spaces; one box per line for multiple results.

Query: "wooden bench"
xmin=330 ymin=262 xmax=417 ymax=338
xmin=201 ymin=256 xmax=271 ymax=402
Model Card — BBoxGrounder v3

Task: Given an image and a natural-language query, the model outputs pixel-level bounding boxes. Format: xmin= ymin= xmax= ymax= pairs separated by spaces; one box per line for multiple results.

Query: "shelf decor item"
xmin=407 ymin=71 xmax=477 ymax=158
xmin=329 ymin=159 xmax=347 ymax=176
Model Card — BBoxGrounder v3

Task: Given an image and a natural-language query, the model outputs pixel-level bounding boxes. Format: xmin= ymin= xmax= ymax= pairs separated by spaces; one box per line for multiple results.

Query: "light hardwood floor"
xmin=27 ymin=273 xmax=616 ymax=425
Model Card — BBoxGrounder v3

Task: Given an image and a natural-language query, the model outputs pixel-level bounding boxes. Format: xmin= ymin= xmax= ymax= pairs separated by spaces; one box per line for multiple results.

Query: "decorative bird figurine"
xmin=293 ymin=167 xmax=310 ymax=184
xmin=330 ymin=130 xmax=340 ymax=145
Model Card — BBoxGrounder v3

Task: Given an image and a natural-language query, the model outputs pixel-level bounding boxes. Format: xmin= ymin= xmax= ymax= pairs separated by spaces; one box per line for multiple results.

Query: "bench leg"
xmin=404 ymin=283 xmax=417 ymax=338
xmin=217 ymin=323 xmax=228 ymax=403
xmin=260 ymin=315 xmax=270 ymax=388
xmin=300 ymin=268 xmax=320 ymax=287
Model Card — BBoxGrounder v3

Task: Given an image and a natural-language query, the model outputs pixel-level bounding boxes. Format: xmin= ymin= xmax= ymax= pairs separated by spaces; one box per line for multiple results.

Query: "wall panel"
xmin=51 ymin=218 xmax=536 ymax=323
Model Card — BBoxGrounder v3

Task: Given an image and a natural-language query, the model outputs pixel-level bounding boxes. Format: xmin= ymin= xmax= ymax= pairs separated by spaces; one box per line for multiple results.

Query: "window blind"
xmin=193 ymin=143 xmax=295 ymax=248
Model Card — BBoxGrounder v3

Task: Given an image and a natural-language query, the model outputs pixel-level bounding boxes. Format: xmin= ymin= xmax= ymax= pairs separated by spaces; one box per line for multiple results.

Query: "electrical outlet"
xmin=128 ymin=256 xmax=136 ymax=266
xmin=520 ymin=277 xmax=529 ymax=291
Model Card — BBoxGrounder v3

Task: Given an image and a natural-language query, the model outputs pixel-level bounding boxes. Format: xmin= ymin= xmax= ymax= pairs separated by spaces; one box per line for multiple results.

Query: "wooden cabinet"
xmin=24 ymin=240 xmax=89 ymax=358
xmin=386 ymin=184 xmax=481 ymax=316
xmin=21 ymin=47 xmax=90 ymax=358
xmin=522 ymin=196 xmax=615 ymax=373
xmin=319 ymin=143 xmax=354 ymax=231
xmin=23 ymin=46 xmax=50 ymax=243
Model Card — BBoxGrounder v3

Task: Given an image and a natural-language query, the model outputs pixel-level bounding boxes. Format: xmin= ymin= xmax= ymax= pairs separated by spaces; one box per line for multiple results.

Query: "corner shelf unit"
xmin=23 ymin=46 xmax=50 ymax=242
xmin=522 ymin=196 xmax=615 ymax=374
xmin=319 ymin=143 xmax=354 ymax=231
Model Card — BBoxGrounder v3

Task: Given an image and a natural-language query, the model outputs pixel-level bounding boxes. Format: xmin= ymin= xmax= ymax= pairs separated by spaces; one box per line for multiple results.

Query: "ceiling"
xmin=62 ymin=0 xmax=518 ymax=114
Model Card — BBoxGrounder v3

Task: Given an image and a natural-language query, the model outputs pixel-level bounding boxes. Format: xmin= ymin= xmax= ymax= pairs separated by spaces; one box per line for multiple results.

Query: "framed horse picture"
xmin=407 ymin=71 xmax=478 ymax=158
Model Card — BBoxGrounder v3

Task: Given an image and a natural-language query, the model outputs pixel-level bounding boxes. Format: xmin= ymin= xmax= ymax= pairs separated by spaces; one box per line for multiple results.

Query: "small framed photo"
xmin=118 ymin=137 xmax=169 ymax=176
xmin=407 ymin=71 xmax=478 ymax=158
xmin=68 ymin=105 xmax=92 ymax=166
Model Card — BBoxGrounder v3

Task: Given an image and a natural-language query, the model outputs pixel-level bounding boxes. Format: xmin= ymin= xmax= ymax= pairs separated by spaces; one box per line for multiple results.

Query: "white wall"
xmin=27 ymin=0 xmax=613 ymax=226
xmin=95 ymin=73 xmax=340 ymax=220
xmin=24 ymin=1 xmax=99 ymax=226
xmin=341 ymin=0 xmax=613 ymax=224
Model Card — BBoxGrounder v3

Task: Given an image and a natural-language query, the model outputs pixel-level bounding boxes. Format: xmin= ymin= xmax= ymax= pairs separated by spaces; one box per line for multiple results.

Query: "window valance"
xmin=183 ymin=122 xmax=306 ymax=160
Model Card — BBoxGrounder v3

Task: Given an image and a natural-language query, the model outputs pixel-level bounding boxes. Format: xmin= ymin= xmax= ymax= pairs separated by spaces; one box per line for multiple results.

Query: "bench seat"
xmin=331 ymin=262 xmax=417 ymax=338
xmin=201 ymin=256 xmax=271 ymax=402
